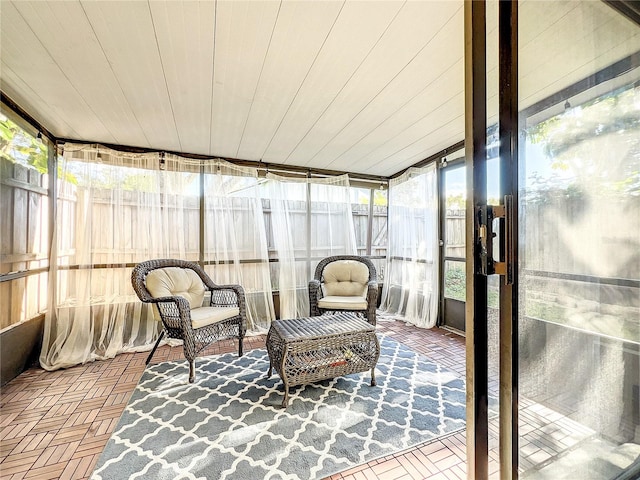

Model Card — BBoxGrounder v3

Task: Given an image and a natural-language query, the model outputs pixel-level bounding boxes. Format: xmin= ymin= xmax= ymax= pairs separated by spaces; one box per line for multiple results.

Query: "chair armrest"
xmin=209 ymin=284 xmax=246 ymax=310
xmin=367 ymin=280 xmax=378 ymax=297
xmin=308 ymin=279 xmax=322 ymax=295
xmin=308 ymin=279 xmax=322 ymax=316
xmin=366 ymin=280 xmax=379 ymax=326
xmin=210 ymin=285 xmax=246 ymax=330
xmin=150 ymin=295 xmax=193 ymax=331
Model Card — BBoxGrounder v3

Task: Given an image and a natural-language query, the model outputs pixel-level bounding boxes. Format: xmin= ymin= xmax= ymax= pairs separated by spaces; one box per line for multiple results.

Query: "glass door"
xmin=466 ymin=2 xmax=639 ymax=479
xmin=517 ymin=2 xmax=640 ymax=478
xmin=440 ymin=157 xmax=466 ymax=332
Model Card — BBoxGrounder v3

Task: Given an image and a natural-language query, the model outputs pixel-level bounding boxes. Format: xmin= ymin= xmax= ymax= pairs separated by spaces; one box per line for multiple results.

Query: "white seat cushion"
xmin=318 ymin=295 xmax=368 ymax=310
xmin=321 ymin=260 xmax=368 ymax=297
xmin=190 ymin=306 xmax=240 ymax=329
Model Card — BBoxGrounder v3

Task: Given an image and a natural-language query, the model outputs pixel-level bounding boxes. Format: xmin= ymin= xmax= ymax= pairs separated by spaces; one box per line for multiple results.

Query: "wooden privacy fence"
xmin=1 ymin=163 xmax=390 ymax=329
xmin=444 ymin=209 xmax=465 ymax=259
xmin=0 ymin=161 xmax=49 ymax=329
xmin=7 ymin=157 xmax=634 ymax=339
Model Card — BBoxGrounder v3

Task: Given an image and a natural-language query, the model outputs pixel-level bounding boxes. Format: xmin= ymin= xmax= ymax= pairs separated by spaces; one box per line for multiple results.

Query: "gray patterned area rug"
xmin=91 ymin=335 xmax=466 ymax=480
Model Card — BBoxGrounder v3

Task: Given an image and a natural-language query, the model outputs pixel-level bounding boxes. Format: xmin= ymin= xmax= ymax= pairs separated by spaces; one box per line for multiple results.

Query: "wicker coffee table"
xmin=266 ymin=312 xmax=380 ymax=407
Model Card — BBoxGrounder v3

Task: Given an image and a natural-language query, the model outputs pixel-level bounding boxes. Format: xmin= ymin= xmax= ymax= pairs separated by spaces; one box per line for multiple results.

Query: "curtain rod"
xmin=56 ymin=138 xmax=389 ymax=184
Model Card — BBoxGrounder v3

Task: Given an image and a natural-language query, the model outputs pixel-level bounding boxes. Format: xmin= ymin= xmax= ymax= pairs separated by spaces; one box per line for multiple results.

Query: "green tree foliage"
xmin=0 ymin=117 xmax=78 ymax=184
xmin=529 ymin=88 xmax=640 ymax=160
xmin=352 ymin=189 xmax=388 ymax=206
xmin=446 ymin=193 xmax=465 ymax=210
xmin=526 ymin=84 xmax=640 ymax=200
xmin=374 ymin=189 xmax=388 ymax=206
xmin=0 ymin=118 xmax=48 ymax=173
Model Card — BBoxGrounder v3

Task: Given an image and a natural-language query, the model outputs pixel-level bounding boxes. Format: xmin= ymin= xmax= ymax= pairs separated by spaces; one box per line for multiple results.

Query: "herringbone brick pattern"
xmin=1 ymin=322 xmax=471 ymax=480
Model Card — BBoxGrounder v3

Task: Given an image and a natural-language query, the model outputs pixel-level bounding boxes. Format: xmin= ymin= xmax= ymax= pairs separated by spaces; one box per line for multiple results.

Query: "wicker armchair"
xmin=131 ymin=259 xmax=246 ymax=383
xmin=308 ymin=255 xmax=378 ymax=326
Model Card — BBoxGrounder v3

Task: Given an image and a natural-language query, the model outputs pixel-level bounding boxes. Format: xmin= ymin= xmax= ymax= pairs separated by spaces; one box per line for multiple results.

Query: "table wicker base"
xmin=266 ymin=313 xmax=380 ymax=407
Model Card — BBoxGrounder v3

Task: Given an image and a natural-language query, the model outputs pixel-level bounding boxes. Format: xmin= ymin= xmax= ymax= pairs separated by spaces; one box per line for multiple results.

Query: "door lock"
xmin=476 ymin=195 xmax=514 ymax=284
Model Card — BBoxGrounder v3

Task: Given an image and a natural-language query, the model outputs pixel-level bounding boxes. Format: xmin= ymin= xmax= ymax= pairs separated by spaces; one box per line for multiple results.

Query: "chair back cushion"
xmin=321 ymin=260 xmax=368 ymax=297
xmin=145 ymin=267 xmax=205 ymax=310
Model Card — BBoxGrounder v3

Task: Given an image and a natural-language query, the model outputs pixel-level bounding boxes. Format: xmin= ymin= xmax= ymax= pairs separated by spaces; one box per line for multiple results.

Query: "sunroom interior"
xmin=1 ymin=1 xmax=639 ymax=479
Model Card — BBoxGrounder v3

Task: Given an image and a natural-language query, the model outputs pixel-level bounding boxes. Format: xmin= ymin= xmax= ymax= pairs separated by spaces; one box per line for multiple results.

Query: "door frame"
xmin=464 ymin=2 xmax=490 ymax=478
xmin=466 ymin=2 xmax=640 ymax=479
xmin=497 ymin=2 xmax=519 ymax=478
xmin=438 ymin=156 xmax=467 ymax=333
xmin=465 ymin=1 xmax=519 ymax=478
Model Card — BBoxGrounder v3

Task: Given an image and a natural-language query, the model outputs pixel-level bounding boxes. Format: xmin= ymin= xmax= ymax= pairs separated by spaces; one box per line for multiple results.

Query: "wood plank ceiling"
xmin=1 ymin=1 xmax=639 ymax=177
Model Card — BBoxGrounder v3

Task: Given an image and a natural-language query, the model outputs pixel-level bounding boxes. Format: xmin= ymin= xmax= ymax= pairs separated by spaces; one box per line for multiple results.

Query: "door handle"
xmin=476 ymin=195 xmax=514 ymax=284
xmin=503 ymin=194 xmax=514 ymax=285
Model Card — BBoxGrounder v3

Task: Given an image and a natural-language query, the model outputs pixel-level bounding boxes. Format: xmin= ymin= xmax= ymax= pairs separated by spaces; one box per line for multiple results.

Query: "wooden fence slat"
xmin=2 ymin=160 xmax=50 ymax=329
xmin=1 ymin=177 xmax=48 ymax=195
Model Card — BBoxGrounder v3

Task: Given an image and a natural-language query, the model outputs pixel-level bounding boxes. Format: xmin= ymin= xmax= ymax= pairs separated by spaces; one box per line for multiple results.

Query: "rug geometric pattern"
xmin=91 ymin=335 xmax=466 ymax=480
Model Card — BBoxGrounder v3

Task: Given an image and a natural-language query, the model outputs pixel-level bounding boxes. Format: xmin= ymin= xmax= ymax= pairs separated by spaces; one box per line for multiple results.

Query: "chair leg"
xmin=238 ymin=337 xmax=244 ymax=357
xmin=188 ymin=359 xmax=195 ymax=383
xmin=146 ymin=330 xmax=165 ymax=365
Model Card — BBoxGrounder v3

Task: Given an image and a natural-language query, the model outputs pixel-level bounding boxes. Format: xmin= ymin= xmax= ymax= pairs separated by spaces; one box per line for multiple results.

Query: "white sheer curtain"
xmin=40 ymin=145 xmax=197 ymax=370
xmin=40 ymin=144 xmax=361 ymax=369
xmin=379 ymin=163 xmax=439 ymax=328
xmin=203 ymin=160 xmax=275 ymax=333
xmin=265 ymin=173 xmax=357 ymax=319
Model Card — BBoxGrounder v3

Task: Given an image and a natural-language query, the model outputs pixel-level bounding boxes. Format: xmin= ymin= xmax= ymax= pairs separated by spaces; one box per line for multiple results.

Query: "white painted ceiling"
xmin=1 ymin=1 xmax=639 ymax=177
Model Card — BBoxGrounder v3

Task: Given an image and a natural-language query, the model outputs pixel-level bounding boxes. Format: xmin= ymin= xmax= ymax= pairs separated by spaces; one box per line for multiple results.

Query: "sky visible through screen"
xmin=444 ymin=156 xmax=501 ymax=202
xmin=444 ymin=142 xmax=559 ymax=204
